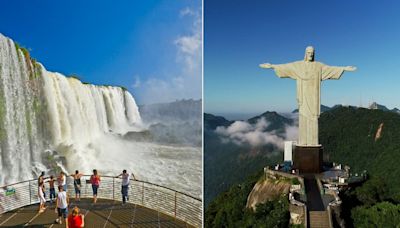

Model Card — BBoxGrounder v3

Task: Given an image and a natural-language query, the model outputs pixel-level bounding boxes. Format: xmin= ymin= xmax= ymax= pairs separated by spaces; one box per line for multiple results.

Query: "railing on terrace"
xmin=0 ymin=175 xmax=202 ymax=227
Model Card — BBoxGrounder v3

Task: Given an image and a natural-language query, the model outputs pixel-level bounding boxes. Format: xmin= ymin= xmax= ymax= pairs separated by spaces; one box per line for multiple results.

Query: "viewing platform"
xmin=0 ymin=176 xmax=202 ymax=227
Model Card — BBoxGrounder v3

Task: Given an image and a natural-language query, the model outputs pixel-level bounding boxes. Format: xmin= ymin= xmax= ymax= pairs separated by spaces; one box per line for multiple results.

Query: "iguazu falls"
xmin=0 ymin=33 xmax=201 ymax=198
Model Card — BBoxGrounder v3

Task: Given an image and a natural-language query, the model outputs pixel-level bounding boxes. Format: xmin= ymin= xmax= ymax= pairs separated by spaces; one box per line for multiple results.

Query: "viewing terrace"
xmin=0 ymin=175 xmax=202 ymax=227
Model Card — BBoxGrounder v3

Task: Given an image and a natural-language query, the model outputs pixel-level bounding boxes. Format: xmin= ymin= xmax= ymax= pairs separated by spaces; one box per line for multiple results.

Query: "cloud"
xmin=175 ymin=7 xmax=202 ymax=74
xmin=180 ymin=7 xmax=195 ymax=17
xmin=131 ymin=6 xmax=202 ymax=104
xmin=216 ymin=117 xmax=298 ymax=149
xmin=132 ymin=75 xmax=141 ymax=88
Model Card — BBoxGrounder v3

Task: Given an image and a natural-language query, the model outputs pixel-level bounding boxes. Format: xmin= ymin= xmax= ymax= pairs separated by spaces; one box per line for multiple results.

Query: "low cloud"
xmin=215 ymin=117 xmax=298 ymax=149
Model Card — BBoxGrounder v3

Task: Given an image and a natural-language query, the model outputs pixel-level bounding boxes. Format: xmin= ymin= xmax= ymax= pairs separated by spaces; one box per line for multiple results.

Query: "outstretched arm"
xmin=321 ymin=64 xmax=357 ymax=80
xmin=343 ymin=66 xmax=357 ymax=72
xmin=259 ymin=63 xmax=274 ymax=69
xmin=260 ymin=62 xmax=298 ymax=79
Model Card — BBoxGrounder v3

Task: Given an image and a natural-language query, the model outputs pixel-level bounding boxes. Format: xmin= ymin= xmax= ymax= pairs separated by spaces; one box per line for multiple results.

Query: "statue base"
xmin=293 ymin=145 xmax=323 ymax=173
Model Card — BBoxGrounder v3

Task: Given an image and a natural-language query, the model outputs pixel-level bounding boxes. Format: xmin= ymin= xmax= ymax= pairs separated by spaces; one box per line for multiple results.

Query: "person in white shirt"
xmin=38 ymin=182 xmax=46 ymax=213
xmin=116 ymin=170 xmax=136 ymax=204
xmin=55 ymin=186 xmax=69 ymax=225
xmin=57 ymin=171 xmax=67 ymax=191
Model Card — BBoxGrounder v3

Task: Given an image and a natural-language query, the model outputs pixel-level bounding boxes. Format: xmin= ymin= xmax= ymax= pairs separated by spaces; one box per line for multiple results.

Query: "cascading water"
xmin=0 ymin=33 xmax=141 ymax=185
xmin=0 ymin=33 xmax=201 ymax=198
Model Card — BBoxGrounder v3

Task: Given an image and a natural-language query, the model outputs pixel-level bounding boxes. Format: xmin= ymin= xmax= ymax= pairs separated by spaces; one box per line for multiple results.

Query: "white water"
xmin=0 ymin=34 xmax=200 ymax=198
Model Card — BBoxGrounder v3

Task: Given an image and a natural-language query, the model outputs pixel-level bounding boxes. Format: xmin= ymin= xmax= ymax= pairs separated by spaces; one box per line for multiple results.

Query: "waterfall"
xmin=0 ymin=33 xmax=142 ymax=185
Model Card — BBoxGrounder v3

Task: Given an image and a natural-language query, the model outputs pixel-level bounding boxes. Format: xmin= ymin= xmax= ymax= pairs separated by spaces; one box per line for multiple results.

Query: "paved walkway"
xmin=303 ymin=175 xmax=324 ymax=211
xmin=0 ymin=198 xmax=191 ymax=227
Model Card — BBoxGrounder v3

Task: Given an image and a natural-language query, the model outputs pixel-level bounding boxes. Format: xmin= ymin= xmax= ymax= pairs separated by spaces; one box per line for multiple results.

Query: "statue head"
xmin=304 ymin=46 xmax=315 ymax=62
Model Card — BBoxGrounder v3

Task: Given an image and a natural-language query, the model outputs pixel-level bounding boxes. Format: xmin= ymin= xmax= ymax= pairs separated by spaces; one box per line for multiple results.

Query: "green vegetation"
xmin=205 ymin=170 xmax=290 ymax=228
xmin=69 ymin=74 xmax=81 ymax=81
xmin=14 ymin=42 xmax=31 ymax=61
xmin=204 ymin=131 xmax=282 ymax=206
xmin=320 ymin=106 xmax=400 ymax=201
xmin=206 ymin=107 xmax=400 ymax=227
xmin=352 ymin=202 xmax=400 ymax=227
xmin=291 ymin=177 xmax=300 ymax=185
xmin=204 ymin=112 xmax=290 ymax=206
xmin=14 ymin=41 xmax=41 ymax=79
xmin=320 ymin=106 xmax=400 ymax=226
xmin=33 ymin=61 xmax=42 ymax=79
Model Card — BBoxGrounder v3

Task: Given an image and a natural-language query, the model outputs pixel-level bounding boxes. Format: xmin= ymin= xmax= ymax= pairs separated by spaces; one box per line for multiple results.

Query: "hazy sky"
xmin=205 ymin=0 xmax=400 ymax=114
xmin=0 ymin=0 xmax=201 ymax=105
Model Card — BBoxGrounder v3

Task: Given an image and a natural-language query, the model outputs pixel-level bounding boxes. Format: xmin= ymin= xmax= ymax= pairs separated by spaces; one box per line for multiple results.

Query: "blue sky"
xmin=205 ymin=0 xmax=400 ymax=115
xmin=0 ymin=0 xmax=201 ymax=105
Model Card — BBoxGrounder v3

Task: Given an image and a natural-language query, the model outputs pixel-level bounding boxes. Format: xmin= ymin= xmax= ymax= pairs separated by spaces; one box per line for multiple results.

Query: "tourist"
xmin=38 ymin=182 xmax=46 ymax=213
xmin=90 ymin=169 xmax=100 ymax=203
xmin=116 ymin=170 xmax=136 ymax=204
xmin=48 ymin=175 xmax=56 ymax=203
xmin=67 ymin=206 xmax=85 ymax=228
xmin=70 ymin=170 xmax=83 ymax=201
xmin=38 ymin=171 xmax=45 ymax=185
xmin=55 ymin=185 xmax=69 ymax=225
xmin=58 ymin=171 xmax=67 ymax=191
xmin=38 ymin=171 xmax=46 ymax=197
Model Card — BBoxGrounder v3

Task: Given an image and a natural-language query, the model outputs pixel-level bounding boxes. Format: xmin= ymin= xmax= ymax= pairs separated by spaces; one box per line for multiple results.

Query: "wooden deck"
xmin=0 ymin=198 xmax=192 ymax=227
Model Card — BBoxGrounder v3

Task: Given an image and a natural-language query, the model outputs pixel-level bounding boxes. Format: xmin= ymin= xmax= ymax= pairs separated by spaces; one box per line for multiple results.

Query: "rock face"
xmin=246 ymin=177 xmax=291 ymax=211
xmin=0 ymin=33 xmax=142 ymax=185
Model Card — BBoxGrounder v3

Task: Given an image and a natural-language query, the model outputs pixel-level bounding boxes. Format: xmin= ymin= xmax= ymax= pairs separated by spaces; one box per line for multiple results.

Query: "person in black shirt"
xmin=70 ymin=170 xmax=83 ymax=201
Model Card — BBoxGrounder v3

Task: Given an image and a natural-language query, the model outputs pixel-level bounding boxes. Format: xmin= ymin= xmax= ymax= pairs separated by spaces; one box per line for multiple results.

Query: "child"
xmin=67 ymin=206 xmax=85 ymax=228
xmin=49 ymin=175 xmax=56 ymax=203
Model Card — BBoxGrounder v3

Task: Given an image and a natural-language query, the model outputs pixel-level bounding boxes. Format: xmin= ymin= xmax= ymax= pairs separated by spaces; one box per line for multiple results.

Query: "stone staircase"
xmin=309 ymin=211 xmax=330 ymax=228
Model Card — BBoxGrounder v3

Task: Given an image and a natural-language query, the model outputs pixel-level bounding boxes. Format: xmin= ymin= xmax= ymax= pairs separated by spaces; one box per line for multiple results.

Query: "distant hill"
xmin=138 ymin=99 xmax=201 ymax=147
xmin=392 ymin=108 xmax=400 ymax=114
xmin=292 ymin=104 xmax=331 ymax=113
xmin=139 ymin=99 xmax=201 ymax=123
xmin=247 ymin=111 xmax=293 ymax=133
xmin=204 ymin=113 xmax=232 ymax=130
xmin=204 ymin=112 xmax=293 ymax=206
xmin=292 ymin=103 xmax=400 ymax=115
xmin=368 ymin=102 xmax=389 ymax=111
xmin=368 ymin=102 xmax=400 ymax=114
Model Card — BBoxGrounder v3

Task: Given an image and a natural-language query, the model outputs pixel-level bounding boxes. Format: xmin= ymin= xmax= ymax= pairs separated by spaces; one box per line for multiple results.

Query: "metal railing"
xmin=0 ymin=175 xmax=202 ymax=227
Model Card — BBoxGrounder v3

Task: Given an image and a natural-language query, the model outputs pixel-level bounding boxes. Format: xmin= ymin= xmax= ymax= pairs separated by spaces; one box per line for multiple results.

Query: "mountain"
xmin=292 ymin=104 xmax=331 ymax=113
xmin=248 ymin=111 xmax=294 ymax=133
xmin=139 ymin=100 xmax=202 ymax=147
xmin=206 ymin=106 xmax=400 ymax=226
xmin=368 ymin=102 xmax=400 ymax=114
xmin=204 ymin=112 xmax=294 ymax=206
xmin=204 ymin=113 xmax=232 ymax=130
xmin=368 ymin=102 xmax=389 ymax=111
xmin=139 ymin=99 xmax=201 ymax=124
xmin=391 ymin=108 xmax=400 ymax=114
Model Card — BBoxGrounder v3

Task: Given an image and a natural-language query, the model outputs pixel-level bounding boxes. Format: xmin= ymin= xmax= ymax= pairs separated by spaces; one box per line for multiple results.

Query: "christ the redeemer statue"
xmin=260 ymin=46 xmax=356 ymax=146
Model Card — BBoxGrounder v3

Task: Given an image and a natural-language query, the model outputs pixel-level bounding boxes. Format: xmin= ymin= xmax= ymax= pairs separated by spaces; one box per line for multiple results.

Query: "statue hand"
xmin=344 ymin=66 xmax=357 ymax=71
xmin=259 ymin=63 xmax=273 ymax=69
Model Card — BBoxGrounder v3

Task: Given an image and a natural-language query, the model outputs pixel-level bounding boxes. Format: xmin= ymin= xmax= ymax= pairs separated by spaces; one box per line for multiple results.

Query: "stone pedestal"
xmin=293 ymin=146 xmax=323 ymax=173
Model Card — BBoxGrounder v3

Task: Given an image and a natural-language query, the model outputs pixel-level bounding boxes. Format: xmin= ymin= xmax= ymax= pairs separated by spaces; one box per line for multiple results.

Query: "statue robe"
xmin=273 ymin=61 xmax=345 ymax=146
